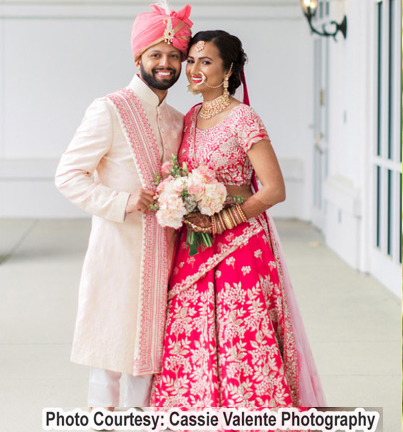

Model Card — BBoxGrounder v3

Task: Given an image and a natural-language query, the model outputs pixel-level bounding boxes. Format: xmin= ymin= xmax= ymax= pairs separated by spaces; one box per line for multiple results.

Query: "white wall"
xmin=323 ymin=0 xmax=369 ymax=271
xmin=0 ymin=1 xmax=314 ymax=219
xmin=321 ymin=0 xmax=402 ymax=296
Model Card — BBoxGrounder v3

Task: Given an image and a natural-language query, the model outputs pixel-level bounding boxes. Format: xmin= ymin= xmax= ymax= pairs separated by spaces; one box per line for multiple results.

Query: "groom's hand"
xmin=125 ymin=189 xmax=155 ymax=214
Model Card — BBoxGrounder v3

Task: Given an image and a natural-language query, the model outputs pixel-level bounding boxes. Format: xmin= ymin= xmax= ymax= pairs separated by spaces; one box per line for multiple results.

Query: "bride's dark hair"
xmin=188 ymin=30 xmax=247 ymax=95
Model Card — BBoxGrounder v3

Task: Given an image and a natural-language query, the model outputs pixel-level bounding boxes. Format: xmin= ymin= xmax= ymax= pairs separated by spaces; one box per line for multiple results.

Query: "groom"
xmin=55 ymin=3 xmax=192 ymax=408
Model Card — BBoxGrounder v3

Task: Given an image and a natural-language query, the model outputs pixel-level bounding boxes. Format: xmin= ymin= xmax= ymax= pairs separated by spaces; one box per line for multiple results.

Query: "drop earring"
xmin=199 ymin=63 xmax=234 ymax=120
xmin=223 ymin=74 xmax=229 ymax=101
xmin=187 ymin=84 xmax=201 ymax=95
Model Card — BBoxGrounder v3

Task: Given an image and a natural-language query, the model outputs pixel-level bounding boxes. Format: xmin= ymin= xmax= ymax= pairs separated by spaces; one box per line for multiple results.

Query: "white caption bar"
xmin=42 ymin=407 xmax=380 ymax=431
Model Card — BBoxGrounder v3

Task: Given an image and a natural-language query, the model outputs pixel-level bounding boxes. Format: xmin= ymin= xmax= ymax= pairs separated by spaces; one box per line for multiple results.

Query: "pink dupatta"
xmin=242 ymin=70 xmax=326 ymax=407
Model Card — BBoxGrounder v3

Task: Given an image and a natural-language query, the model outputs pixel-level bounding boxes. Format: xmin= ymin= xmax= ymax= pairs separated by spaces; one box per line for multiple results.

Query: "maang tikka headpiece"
xmin=195 ymin=40 xmax=206 ymax=52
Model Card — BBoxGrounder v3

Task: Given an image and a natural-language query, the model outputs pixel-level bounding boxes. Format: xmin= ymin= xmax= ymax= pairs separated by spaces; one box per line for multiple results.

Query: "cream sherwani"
xmin=55 ymin=75 xmax=183 ymax=374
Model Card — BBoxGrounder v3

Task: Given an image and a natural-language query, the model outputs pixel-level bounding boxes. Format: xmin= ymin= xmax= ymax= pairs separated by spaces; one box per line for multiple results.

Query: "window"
xmin=374 ymin=0 xmax=402 ymax=266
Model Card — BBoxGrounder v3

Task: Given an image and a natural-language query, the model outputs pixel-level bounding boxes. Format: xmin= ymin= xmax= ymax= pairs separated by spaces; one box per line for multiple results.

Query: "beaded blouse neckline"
xmin=194 ymin=103 xmax=246 ymax=132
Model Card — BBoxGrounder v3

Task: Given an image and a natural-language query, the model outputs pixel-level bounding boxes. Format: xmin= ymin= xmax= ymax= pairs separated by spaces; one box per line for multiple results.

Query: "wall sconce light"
xmin=300 ymin=0 xmax=347 ymax=41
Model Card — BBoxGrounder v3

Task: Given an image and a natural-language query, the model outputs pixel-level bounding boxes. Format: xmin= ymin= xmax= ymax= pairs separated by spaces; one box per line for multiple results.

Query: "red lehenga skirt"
xmin=151 ymin=215 xmax=325 ymax=409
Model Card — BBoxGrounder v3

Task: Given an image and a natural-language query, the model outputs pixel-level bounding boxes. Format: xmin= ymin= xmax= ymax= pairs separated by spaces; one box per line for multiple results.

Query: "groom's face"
xmin=136 ymin=41 xmax=182 ymax=91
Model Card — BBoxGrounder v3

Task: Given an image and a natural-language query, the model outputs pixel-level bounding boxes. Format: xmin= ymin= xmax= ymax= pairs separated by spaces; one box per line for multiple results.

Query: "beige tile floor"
xmin=0 ymin=219 xmax=400 ymax=431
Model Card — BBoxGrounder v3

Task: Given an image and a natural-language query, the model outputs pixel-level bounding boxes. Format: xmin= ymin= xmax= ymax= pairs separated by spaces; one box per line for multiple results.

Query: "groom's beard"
xmin=140 ymin=63 xmax=181 ymax=91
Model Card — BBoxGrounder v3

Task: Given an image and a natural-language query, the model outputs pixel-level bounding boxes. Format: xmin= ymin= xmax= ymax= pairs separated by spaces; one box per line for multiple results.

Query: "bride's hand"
xmin=184 ymin=213 xmax=212 ymax=232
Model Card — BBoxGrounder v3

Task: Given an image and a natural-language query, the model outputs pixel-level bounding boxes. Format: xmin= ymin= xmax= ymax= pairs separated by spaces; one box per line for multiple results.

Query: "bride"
xmin=151 ymin=30 xmax=326 ymax=408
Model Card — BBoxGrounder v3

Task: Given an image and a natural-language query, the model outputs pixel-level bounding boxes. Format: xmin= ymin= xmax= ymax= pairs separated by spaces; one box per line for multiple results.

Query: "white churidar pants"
xmin=88 ymin=367 xmax=153 ymax=407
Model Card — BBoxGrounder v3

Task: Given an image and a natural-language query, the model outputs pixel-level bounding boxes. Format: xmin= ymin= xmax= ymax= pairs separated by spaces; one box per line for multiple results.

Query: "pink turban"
xmin=131 ymin=4 xmax=193 ymax=61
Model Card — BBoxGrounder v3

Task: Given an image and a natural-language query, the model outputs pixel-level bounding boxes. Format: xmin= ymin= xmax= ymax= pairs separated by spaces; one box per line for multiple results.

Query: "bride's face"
xmin=186 ymin=41 xmax=227 ymax=97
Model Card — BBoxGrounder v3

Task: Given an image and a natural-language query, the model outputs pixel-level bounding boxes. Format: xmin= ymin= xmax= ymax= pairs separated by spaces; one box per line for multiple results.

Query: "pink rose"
xmin=187 ymin=173 xmax=205 ymax=201
xmin=194 ymin=165 xmax=217 ymax=183
xmin=156 ymin=175 xmax=174 ymax=193
xmin=198 ymin=183 xmax=227 ymax=215
xmin=172 ymin=177 xmax=186 ymax=194
xmin=156 ymin=192 xmax=187 ymax=229
xmin=161 ymin=161 xmax=173 ymax=176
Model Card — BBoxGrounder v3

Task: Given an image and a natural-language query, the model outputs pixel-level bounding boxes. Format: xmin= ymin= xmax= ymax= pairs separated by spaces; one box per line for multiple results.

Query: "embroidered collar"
xmin=128 ymin=75 xmax=166 ymax=108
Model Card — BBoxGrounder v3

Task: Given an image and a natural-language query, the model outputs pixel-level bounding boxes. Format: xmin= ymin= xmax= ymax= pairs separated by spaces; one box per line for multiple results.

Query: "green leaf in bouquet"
xmin=186 ymin=228 xmax=214 ymax=256
xmin=153 ymin=173 xmax=162 ymax=186
xmin=188 ymin=243 xmax=199 ymax=256
xmin=201 ymin=232 xmax=213 ymax=248
xmin=186 ymin=229 xmax=198 ymax=256
xmin=227 ymin=194 xmax=245 ymax=204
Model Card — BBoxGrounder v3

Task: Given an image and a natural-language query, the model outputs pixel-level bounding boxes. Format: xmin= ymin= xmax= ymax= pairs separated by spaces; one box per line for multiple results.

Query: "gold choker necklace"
xmin=199 ymin=94 xmax=230 ymax=119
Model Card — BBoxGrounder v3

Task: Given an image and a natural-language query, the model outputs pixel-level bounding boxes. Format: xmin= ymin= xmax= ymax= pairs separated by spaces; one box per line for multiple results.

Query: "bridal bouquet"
xmin=151 ymin=155 xmax=227 ymax=256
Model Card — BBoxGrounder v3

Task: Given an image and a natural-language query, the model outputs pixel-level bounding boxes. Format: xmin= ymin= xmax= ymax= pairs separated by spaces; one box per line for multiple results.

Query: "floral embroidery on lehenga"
xmin=168 ymin=219 xmax=264 ymax=300
xmin=151 ymin=225 xmax=298 ymax=409
xmin=151 ymin=103 xmax=302 ymax=410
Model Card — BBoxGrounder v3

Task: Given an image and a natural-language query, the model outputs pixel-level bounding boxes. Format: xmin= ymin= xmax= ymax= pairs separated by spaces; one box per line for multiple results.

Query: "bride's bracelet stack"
xmin=211 ymin=204 xmax=248 ymax=235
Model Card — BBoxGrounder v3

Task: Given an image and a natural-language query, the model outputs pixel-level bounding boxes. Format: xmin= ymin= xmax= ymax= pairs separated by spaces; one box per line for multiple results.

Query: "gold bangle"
xmin=231 ymin=205 xmax=243 ymax=225
xmin=216 ymin=214 xmax=224 ymax=234
xmin=228 ymin=206 xmax=238 ymax=227
xmin=217 ymin=211 xmax=226 ymax=232
xmin=231 ymin=206 xmax=242 ymax=225
xmin=211 ymin=215 xmax=217 ymax=235
xmin=217 ymin=216 xmax=225 ymax=234
xmin=221 ymin=210 xmax=230 ymax=230
xmin=227 ymin=209 xmax=236 ymax=229
xmin=222 ymin=209 xmax=234 ymax=230
xmin=236 ymin=204 xmax=248 ymax=223
xmin=217 ymin=215 xmax=224 ymax=234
